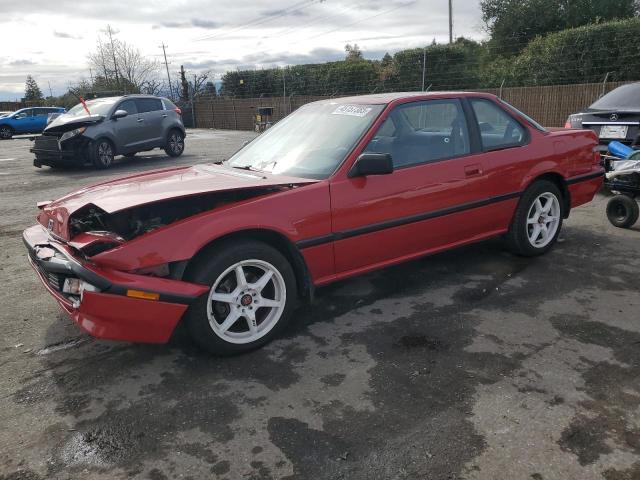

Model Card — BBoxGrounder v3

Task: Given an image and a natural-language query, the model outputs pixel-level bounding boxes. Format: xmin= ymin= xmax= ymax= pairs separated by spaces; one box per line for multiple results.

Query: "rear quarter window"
xmin=136 ymin=98 xmax=163 ymax=114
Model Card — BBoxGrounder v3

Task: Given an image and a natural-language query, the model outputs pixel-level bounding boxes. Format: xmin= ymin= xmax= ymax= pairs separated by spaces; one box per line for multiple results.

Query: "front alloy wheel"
xmin=0 ymin=126 xmax=13 ymax=139
xmin=207 ymin=260 xmax=286 ymax=344
xmin=92 ymin=140 xmax=114 ymax=169
xmin=184 ymin=239 xmax=297 ymax=355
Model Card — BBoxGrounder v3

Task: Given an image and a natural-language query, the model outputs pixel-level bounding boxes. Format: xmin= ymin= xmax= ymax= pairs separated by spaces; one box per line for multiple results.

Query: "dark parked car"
xmin=566 ymin=82 xmax=640 ymax=152
xmin=31 ymin=95 xmax=185 ymax=169
xmin=0 ymin=107 xmax=66 ymax=139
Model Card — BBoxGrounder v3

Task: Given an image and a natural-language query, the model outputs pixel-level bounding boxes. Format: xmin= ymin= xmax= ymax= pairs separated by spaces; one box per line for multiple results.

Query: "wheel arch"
xmin=183 ymin=228 xmax=314 ymax=302
xmin=525 ymin=172 xmax=571 ymax=218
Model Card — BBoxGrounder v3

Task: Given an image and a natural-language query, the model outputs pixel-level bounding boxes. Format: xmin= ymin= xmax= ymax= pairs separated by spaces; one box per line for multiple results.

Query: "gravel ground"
xmin=0 ymin=129 xmax=639 ymax=480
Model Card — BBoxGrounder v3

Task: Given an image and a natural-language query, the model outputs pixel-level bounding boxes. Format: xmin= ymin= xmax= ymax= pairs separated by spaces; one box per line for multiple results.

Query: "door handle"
xmin=137 ymin=118 xmax=144 ymax=123
xmin=464 ymin=164 xmax=483 ymax=177
xmin=162 ymin=114 xmax=168 ymax=118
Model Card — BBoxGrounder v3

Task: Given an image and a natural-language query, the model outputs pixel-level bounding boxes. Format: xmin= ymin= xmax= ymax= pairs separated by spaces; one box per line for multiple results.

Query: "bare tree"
xmin=192 ymin=71 xmax=211 ymax=97
xmin=88 ymin=26 xmax=161 ymax=94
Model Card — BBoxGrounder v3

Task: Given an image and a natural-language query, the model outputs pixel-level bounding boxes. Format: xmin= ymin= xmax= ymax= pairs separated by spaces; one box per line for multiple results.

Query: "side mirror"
xmin=348 ymin=153 xmax=393 ymax=178
xmin=112 ymin=109 xmax=128 ymax=120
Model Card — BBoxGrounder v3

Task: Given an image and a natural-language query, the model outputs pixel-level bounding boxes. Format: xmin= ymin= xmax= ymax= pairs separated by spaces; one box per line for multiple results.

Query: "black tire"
xmin=0 ymin=125 xmax=13 ymax=140
xmin=184 ymin=240 xmax=298 ymax=356
xmin=164 ymin=129 xmax=185 ymax=157
xmin=124 ymin=152 xmax=137 ymax=158
xmin=606 ymin=195 xmax=639 ymax=229
xmin=91 ymin=139 xmax=115 ymax=169
xmin=506 ymin=180 xmax=564 ymax=257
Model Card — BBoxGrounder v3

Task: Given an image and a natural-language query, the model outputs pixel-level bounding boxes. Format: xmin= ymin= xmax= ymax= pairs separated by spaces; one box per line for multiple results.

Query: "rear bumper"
xmin=23 ymin=224 xmax=208 ymax=343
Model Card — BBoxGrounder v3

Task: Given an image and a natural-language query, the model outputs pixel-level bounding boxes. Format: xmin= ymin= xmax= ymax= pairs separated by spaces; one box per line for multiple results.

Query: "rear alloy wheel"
xmin=165 ymin=130 xmax=185 ymax=157
xmin=506 ymin=180 xmax=564 ymax=256
xmin=184 ymin=240 xmax=297 ymax=355
xmin=92 ymin=139 xmax=115 ymax=169
xmin=0 ymin=126 xmax=13 ymax=140
xmin=606 ymin=195 xmax=639 ymax=228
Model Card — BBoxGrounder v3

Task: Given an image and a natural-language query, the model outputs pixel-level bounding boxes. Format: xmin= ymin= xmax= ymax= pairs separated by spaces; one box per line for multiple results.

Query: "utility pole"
xmin=448 ymin=0 xmax=453 ymax=44
xmin=191 ymin=74 xmax=196 ymax=128
xmin=160 ymin=43 xmax=174 ymax=100
xmin=282 ymin=67 xmax=287 ymax=116
xmin=421 ymin=47 xmax=427 ymax=91
xmin=106 ymin=25 xmax=120 ymax=90
xmin=89 ymin=68 xmax=94 ymax=84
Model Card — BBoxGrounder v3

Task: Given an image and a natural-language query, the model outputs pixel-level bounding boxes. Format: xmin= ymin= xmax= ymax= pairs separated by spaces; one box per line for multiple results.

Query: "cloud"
xmin=54 ymin=30 xmax=83 ymax=39
xmin=154 ymin=18 xmax=221 ymax=30
xmin=8 ymin=59 xmax=36 ymax=66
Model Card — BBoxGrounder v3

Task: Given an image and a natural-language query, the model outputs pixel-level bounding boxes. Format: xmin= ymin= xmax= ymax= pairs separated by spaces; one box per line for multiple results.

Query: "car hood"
xmin=38 ymin=164 xmax=318 ymax=239
xmin=44 ymin=113 xmax=104 ymax=133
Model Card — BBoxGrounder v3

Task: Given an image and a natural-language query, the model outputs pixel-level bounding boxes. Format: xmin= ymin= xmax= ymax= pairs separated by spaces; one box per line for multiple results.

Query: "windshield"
xmin=590 ymin=83 xmax=640 ymax=111
xmin=226 ymin=101 xmax=385 ymax=179
xmin=66 ymin=98 xmax=118 ymax=117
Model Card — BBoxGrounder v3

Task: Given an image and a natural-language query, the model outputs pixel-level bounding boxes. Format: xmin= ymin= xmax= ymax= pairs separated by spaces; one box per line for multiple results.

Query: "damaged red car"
xmin=24 ymin=92 xmax=603 ymax=355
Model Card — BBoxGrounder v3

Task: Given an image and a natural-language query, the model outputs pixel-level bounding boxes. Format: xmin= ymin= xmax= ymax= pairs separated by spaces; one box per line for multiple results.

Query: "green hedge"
xmin=219 ymin=18 xmax=640 ymax=97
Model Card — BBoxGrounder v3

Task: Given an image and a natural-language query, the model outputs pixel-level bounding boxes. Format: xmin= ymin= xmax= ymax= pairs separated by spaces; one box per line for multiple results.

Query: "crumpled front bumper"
xmin=23 ymin=224 xmax=208 ymax=343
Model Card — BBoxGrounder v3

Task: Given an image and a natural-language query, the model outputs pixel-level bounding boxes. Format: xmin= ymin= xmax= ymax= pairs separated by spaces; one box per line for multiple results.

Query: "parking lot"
xmin=0 ymin=130 xmax=639 ymax=480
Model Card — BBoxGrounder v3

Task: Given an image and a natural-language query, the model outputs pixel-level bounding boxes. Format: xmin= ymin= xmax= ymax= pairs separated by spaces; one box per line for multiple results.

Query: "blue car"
xmin=0 ymin=107 xmax=66 ymax=139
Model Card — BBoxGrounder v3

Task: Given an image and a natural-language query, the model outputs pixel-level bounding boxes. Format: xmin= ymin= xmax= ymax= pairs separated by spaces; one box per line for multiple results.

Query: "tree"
xmin=87 ymin=26 xmax=160 ymax=93
xmin=24 ymin=76 xmax=43 ymax=102
xmin=481 ymin=0 xmax=639 ymax=55
xmin=204 ymin=81 xmax=217 ymax=96
xmin=344 ymin=43 xmax=363 ymax=61
xmin=179 ymin=65 xmax=190 ymax=100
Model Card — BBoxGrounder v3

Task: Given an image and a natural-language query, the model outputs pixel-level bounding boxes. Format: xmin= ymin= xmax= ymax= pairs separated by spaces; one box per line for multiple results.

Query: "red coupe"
xmin=24 ymin=92 xmax=603 ymax=355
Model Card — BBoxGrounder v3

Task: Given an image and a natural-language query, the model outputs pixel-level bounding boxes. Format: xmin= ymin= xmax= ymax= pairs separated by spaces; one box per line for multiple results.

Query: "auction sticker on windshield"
xmin=332 ymin=105 xmax=373 ymax=117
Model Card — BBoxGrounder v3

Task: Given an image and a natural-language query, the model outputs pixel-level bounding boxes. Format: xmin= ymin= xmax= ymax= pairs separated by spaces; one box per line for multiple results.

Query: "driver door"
xmin=112 ymin=99 xmax=143 ymax=151
xmin=329 ymin=98 xmax=495 ymax=274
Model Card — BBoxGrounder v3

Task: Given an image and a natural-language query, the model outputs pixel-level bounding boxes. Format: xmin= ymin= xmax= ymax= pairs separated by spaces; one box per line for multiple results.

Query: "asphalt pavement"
xmin=0 ymin=130 xmax=639 ymax=480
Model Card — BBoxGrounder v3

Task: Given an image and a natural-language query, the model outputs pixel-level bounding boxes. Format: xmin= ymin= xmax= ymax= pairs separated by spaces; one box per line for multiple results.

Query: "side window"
xmin=364 ymin=99 xmax=470 ymax=168
xmin=471 ymin=98 xmax=527 ymax=150
xmin=34 ymin=109 xmax=49 ymax=117
xmin=118 ymin=100 xmax=138 ymax=115
xmin=136 ymin=98 xmax=163 ymax=114
xmin=15 ymin=110 xmax=32 ymax=119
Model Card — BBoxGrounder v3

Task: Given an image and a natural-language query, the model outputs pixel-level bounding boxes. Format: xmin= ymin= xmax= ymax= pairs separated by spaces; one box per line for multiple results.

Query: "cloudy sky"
xmin=0 ymin=0 xmax=485 ymax=101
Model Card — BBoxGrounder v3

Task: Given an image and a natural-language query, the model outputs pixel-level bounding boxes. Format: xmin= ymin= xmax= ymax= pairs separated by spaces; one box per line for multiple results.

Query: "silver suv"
xmin=31 ymin=95 xmax=185 ymax=169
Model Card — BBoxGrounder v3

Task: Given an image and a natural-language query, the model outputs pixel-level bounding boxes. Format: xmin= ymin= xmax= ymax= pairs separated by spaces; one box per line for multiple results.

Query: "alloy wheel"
xmin=169 ymin=132 xmax=184 ymax=155
xmin=0 ymin=127 xmax=11 ymax=139
xmin=206 ymin=260 xmax=286 ymax=344
xmin=526 ymin=192 xmax=561 ymax=248
xmin=98 ymin=142 xmax=113 ymax=166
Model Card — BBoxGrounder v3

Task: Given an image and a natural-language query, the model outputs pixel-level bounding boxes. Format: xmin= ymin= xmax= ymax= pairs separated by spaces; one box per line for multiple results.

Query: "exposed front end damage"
xmin=61 ymin=187 xmax=286 ymax=260
xmin=24 ymin=164 xmax=320 ymax=343
xmin=23 ymin=223 xmax=208 ymax=343
xmin=31 ymin=117 xmax=102 ymax=167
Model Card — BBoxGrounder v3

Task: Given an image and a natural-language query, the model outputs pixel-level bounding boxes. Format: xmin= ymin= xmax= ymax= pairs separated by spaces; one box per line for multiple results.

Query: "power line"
xmin=194 ymin=0 xmax=324 ymax=42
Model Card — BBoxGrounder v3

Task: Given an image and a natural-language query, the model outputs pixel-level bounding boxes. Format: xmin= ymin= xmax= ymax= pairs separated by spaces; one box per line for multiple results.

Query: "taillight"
xmin=174 ymin=107 xmax=182 ymax=116
xmin=564 ymin=119 xmax=572 ymax=129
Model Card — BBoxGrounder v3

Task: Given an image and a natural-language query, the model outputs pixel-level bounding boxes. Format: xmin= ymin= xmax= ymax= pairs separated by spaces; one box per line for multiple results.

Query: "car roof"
xmin=312 ymin=91 xmax=498 ymax=105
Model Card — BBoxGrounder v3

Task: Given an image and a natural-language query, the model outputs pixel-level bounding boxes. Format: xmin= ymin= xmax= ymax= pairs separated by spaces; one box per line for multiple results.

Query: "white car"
xmin=0 ymin=111 xmax=13 ymax=118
